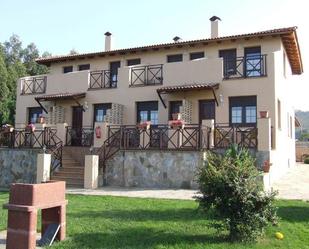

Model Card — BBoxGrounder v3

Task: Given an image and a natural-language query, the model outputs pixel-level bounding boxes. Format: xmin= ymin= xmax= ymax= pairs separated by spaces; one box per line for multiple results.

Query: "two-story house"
xmin=13 ymin=17 xmax=303 ymax=188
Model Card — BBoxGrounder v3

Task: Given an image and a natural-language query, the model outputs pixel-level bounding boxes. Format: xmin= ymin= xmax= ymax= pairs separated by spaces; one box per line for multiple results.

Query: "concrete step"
xmin=51 ymin=176 xmax=84 ymax=185
xmin=56 ymin=167 xmax=84 ymax=173
xmin=53 ymin=171 xmax=84 ymax=178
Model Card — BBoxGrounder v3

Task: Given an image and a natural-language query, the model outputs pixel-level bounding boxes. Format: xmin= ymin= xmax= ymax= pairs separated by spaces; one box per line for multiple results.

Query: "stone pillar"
xmin=36 ymin=153 xmax=51 ymax=183
xmin=202 ymin=119 xmax=215 ymax=148
xmin=84 ymin=155 xmax=99 ymax=189
xmin=257 ymin=117 xmax=271 ymax=152
xmin=93 ymin=122 xmax=109 ymax=148
xmin=56 ymin=123 xmax=68 ymax=145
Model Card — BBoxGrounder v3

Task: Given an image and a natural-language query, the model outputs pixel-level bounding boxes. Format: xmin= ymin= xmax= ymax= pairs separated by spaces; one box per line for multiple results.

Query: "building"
xmin=12 ymin=17 xmax=303 ymax=188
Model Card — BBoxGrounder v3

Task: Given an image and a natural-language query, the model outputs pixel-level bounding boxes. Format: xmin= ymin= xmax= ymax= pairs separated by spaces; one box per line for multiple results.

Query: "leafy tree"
xmin=0 ymin=50 xmax=10 ymax=123
xmin=22 ymin=43 xmax=49 ymax=75
xmin=196 ymin=145 xmax=278 ymax=242
xmin=3 ymin=34 xmax=23 ymax=65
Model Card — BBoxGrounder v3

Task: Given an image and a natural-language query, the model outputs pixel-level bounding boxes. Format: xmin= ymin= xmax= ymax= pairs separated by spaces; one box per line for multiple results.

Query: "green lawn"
xmin=1 ymin=192 xmax=309 ymax=249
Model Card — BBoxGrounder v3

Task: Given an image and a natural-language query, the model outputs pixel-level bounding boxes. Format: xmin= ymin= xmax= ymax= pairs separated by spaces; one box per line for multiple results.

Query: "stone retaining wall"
xmin=0 ymin=148 xmax=40 ymax=187
xmin=104 ymin=150 xmax=202 ymax=189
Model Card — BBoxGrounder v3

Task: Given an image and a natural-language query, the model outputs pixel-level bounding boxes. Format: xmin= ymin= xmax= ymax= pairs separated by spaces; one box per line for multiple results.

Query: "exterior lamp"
xmin=219 ymin=94 xmax=224 ymax=105
xmin=83 ymin=101 xmax=89 ymax=111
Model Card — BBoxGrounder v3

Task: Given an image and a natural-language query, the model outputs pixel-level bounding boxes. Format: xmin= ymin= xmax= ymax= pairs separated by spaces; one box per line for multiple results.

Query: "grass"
xmin=1 ymin=192 xmax=309 ymax=249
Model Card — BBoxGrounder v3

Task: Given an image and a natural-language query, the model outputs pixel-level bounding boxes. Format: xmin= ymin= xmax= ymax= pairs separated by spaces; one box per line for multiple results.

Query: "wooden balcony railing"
xmin=21 ymin=76 xmax=47 ymax=95
xmin=65 ymin=126 xmax=94 ymax=146
xmin=0 ymin=128 xmax=63 ymax=172
xmin=223 ymin=55 xmax=267 ymax=79
xmin=89 ymin=70 xmax=117 ymax=89
xmin=214 ymin=123 xmax=258 ymax=148
xmin=130 ymin=64 xmax=163 ymax=86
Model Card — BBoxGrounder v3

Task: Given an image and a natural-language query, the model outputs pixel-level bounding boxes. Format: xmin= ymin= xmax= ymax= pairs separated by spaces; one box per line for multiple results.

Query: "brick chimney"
xmin=104 ymin=32 xmax=112 ymax=51
xmin=209 ymin=16 xmax=221 ymax=38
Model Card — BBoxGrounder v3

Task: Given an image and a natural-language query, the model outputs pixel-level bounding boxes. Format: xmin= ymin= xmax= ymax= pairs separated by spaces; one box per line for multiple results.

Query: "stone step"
xmin=51 ymin=176 xmax=84 ymax=185
xmin=53 ymin=171 xmax=84 ymax=178
xmin=56 ymin=166 xmax=84 ymax=173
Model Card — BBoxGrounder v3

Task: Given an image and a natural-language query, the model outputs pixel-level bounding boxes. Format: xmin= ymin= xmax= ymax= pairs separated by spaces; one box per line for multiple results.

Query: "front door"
xmin=72 ymin=106 xmax=83 ymax=146
xmin=199 ymin=100 xmax=215 ymax=124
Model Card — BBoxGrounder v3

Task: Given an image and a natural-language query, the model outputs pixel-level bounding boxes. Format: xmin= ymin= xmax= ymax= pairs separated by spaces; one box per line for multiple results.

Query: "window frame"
xmin=189 ymin=52 xmax=205 ymax=60
xmin=229 ymin=96 xmax=257 ymax=126
xmin=169 ymin=101 xmax=183 ymax=120
xmin=136 ymin=101 xmax=159 ymax=124
xmin=93 ymin=103 xmax=112 ymax=125
xmin=28 ymin=107 xmax=43 ymax=124
xmin=63 ymin=66 xmax=73 ymax=74
xmin=78 ymin=64 xmax=90 ymax=71
xmin=127 ymin=58 xmax=141 ymax=66
xmin=167 ymin=54 xmax=183 ymax=63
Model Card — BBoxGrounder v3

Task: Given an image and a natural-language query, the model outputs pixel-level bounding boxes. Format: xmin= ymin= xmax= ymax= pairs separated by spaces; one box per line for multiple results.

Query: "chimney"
xmin=104 ymin=31 xmax=112 ymax=51
xmin=209 ymin=16 xmax=221 ymax=38
xmin=173 ymin=36 xmax=182 ymax=43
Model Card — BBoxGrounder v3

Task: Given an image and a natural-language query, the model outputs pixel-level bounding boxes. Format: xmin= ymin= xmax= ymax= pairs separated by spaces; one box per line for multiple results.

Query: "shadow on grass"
xmin=68 ymin=207 xmax=209 ymax=222
xmin=61 ymin=228 xmax=228 ymax=249
xmin=277 ymin=204 xmax=309 ymax=222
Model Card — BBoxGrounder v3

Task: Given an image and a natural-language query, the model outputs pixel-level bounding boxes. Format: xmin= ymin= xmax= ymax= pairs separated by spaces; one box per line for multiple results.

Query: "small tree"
xmin=196 ymin=145 xmax=278 ymax=242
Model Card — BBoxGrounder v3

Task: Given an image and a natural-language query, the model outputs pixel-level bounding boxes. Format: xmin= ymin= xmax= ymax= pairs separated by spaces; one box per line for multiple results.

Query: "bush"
xmin=196 ymin=145 xmax=278 ymax=242
xmin=304 ymin=157 xmax=309 ymax=164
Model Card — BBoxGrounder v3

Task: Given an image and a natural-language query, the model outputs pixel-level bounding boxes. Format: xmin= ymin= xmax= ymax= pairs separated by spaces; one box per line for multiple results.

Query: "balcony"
xmin=223 ymin=55 xmax=267 ymax=79
xmin=89 ymin=70 xmax=117 ymax=89
xmin=130 ymin=64 xmax=163 ymax=87
xmin=21 ymin=76 xmax=47 ymax=95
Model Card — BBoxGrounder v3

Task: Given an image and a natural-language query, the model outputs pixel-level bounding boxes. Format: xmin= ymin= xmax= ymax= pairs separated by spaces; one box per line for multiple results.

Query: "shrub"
xmin=196 ymin=145 xmax=278 ymax=242
xmin=304 ymin=157 xmax=309 ymax=164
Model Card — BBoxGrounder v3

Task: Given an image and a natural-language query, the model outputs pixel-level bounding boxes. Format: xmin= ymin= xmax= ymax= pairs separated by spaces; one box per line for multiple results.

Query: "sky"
xmin=0 ymin=0 xmax=308 ymax=110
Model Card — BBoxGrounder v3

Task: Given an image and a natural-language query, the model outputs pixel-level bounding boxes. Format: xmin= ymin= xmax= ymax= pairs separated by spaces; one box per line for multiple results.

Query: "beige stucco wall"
xmin=16 ymin=36 xmax=282 ymax=128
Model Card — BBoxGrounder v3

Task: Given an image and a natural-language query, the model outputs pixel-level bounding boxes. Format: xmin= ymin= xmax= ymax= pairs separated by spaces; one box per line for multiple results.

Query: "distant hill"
xmin=295 ymin=110 xmax=309 ymax=139
xmin=295 ymin=110 xmax=309 ymax=130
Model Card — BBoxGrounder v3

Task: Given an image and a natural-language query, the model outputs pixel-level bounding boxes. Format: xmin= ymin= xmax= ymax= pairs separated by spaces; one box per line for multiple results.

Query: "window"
xmin=167 ymin=54 xmax=183 ymax=63
xmin=229 ymin=96 xmax=257 ymax=126
xmin=169 ymin=101 xmax=182 ymax=120
xmin=244 ymin=47 xmax=262 ymax=77
xmin=219 ymin=49 xmax=237 ymax=76
xmin=127 ymin=58 xmax=141 ymax=66
xmin=63 ymin=66 xmax=73 ymax=73
xmin=290 ymin=116 xmax=293 ymax=138
xmin=190 ymin=52 xmax=204 ymax=60
xmin=136 ymin=101 xmax=158 ymax=125
xmin=28 ymin=107 xmax=43 ymax=124
xmin=110 ymin=61 xmax=121 ymax=87
xmin=78 ymin=64 xmax=90 ymax=71
xmin=278 ymin=99 xmax=281 ymax=129
xmin=93 ymin=103 xmax=112 ymax=124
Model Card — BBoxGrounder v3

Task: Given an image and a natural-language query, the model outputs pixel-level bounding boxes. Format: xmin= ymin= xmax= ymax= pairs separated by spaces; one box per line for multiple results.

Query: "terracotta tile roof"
xmin=34 ymin=92 xmax=86 ymax=101
xmin=36 ymin=27 xmax=303 ymax=75
xmin=156 ymin=83 xmax=219 ymax=93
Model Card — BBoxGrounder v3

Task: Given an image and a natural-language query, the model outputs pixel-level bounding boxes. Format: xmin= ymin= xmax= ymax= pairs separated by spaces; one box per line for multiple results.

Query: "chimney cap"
xmin=209 ymin=16 xmax=221 ymax=22
xmin=104 ymin=31 xmax=112 ymax=36
xmin=173 ymin=36 xmax=182 ymax=42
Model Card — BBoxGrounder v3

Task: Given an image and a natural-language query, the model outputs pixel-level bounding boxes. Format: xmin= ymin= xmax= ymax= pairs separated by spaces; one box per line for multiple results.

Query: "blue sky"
xmin=1 ymin=0 xmax=308 ymax=109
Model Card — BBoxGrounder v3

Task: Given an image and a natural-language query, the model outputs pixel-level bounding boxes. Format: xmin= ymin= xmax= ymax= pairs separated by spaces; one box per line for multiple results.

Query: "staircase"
xmin=51 ymin=150 xmax=84 ymax=188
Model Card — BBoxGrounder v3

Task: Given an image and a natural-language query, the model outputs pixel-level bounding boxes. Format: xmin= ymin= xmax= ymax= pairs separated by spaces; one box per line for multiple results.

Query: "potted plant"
xmin=25 ymin=123 xmax=36 ymax=133
xmin=260 ymin=111 xmax=269 ymax=118
xmin=2 ymin=124 xmax=14 ymax=133
xmin=169 ymin=119 xmax=185 ymax=129
xmin=137 ymin=121 xmax=151 ymax=130
xmin=263 ymin=160 xmax=271 ymax=173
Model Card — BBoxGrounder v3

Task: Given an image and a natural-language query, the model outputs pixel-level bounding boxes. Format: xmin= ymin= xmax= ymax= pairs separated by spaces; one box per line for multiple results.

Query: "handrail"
xmin=89 ymin=70 xmax=117 ymax=89
xmin=0 ymin=127 xmax=63 ymax=173
xmin=223 ymin=54 xmax=267 ymax=79
xmin=130 ymin=64 xmax=163 ymax=86
xmin=21 ymin=76 xmax=47 ymax=94
xmin=65 ymin=126 xmax=94 ymax=146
